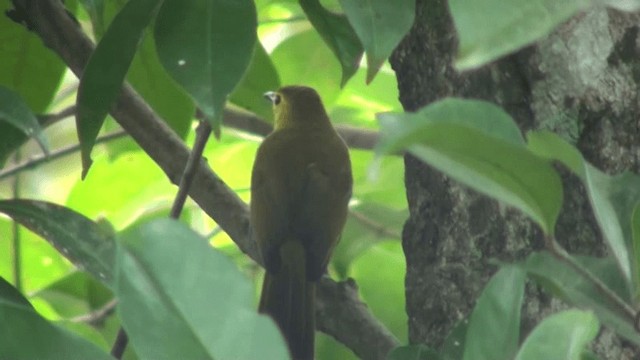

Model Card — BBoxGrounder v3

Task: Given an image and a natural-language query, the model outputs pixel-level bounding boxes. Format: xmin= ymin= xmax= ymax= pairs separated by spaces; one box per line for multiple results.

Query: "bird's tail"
xmin=259 ymin=240 xmax=315 ymax=360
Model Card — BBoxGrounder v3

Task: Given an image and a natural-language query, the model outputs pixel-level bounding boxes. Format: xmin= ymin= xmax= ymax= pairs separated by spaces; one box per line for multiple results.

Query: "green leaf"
xmin=339 ymin=0 xmax=414 ymax=83
xmin=441 ymin=319 xmax=468 ymax=360
xmin=633 ymin=203 xmax=640 ymax=299
xmin=0 ymin=0 xmax=65 ymax=112
xmin=449 ymin=0 xmax=589 ymax=70
xmin=271 ymin=29 xmax=342 ymax=107
xmin=0 ymin=85 xmax=49 ymax=158
xmin=520 ymin=252 xmax=640 ymax=346
xmin=115 ymin=219 xmax=288 ymax=360
xmin=0 ymin=200 xmax=117 ymax=285
xmin=154 ymin=0 xmax=257 ymax=136
xmin=76 ymin=0 xmax=162 ymax=178
xmin=299 ymin=0 xmax=364 ymax=86
xmin=463 ymin=266 xmax=526 ymax=360
xmin=376 ymin=99 xmax=562 ymax=234
xmin=78 ymin=0 xmax=106 ymax=33
xmin=0 ymin=277 xmax=112 ymax=360
xmin=229 ymin=40 xmax=280 ymax=121
xmin=33 ymin=271 xmax=113 ymax=319
xmin=387 ymin=344 xmax=441 ymax=360
xmin=514 ymin=310 xmax=599 ymax=360
xmin=527 ymin=130 xmax=640 ymax=291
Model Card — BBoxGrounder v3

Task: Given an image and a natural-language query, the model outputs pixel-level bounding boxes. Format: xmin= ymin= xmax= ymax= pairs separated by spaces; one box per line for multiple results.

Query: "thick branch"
xmin=15 ymin=0 xmax=399 ymax=357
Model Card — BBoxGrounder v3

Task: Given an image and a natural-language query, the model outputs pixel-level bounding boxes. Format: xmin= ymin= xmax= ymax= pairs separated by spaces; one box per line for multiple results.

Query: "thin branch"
xmin=0 ymin=130 xmax=128 ymax=182
xmin=11 ymin=150 xmax=22 ymax=291
xmin=221 ymin=107 xmax=382 ymax=151
xmin=37 ymin=104 xmax=76 ymax=127
xmin=16 ymin=1 xmax=399 ymax=358
xmin=170 ymin=121 xmax=212 ymax=219
xmin=349 ymin=209 xmax=399 ymax=238
xmin=70 ymin=298 xmax=118 ymax=325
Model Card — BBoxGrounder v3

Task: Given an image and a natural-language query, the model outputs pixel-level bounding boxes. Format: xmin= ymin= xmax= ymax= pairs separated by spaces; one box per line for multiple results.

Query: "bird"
xmin=251 ymin=85 xmax=352 ymax=360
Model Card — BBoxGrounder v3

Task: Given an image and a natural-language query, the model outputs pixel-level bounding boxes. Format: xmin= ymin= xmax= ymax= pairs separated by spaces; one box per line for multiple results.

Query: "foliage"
xmin=0 ymin=0 xmax=639 ymax=359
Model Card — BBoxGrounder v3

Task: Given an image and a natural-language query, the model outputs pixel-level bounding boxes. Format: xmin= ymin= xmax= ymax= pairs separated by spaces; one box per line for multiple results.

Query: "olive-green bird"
xmin=251 ymin=86 xmax=352 ymax=360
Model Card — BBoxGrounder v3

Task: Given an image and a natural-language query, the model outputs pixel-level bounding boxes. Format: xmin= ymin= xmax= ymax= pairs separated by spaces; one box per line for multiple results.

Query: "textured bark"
xmin=390 ymin=1 xmax=640 ymax=358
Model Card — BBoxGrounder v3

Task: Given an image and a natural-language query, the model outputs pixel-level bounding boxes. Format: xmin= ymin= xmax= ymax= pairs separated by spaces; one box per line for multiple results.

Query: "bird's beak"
xmin=263 ymin=91 xmax=278 ymax=104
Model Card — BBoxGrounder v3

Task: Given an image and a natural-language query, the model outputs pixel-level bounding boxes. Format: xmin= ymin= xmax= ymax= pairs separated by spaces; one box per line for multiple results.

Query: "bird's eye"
xmin=273 ymin=94 xmax=281 ymax=105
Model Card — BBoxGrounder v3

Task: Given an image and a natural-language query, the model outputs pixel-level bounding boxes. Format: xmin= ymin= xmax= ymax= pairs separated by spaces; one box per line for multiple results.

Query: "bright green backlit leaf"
xmin=154 ymin=0 xmax=257 ymax=136
xmin=514 ymin=310 xmax=599 ymax=360
xmin=339 ymin=0 xmax=414 ymax=83
xmin=76 ymin=0 xmax=162 ymax=178
xmin=116 ymin=219 xmax=288 ymax=360
xmin=463 ymin=266 xmax=525 ymax=360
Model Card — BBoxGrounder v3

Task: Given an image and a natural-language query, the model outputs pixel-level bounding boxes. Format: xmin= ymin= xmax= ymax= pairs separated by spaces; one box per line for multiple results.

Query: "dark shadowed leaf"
xmin=0 ymin=277 xmax=112 ymax=360
xmin=0 ymin=200 xmax=116 ymax=285
xmin=154 ymin=0 xmax=257 ymax=136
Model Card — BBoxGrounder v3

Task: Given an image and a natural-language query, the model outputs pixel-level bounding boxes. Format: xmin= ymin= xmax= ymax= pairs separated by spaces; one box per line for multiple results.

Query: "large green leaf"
xmin=376 ymin=99 xmax=562 ymax=234
xmin=0 ymin=277 xmax=112 ymax=360
xmin=115 ymin=219 xmax=288 ymax=360
xmin=449 ymin=0 xmax=589 ymax=70
xmin=520 ymin=251 xmax=640 ymax=346
xmin=299 ymin=0 xmax=363 ymax=86
xmin=0 ymin=200 xmax=116 ymax=285
xmin=339 ymin=0 xmax=414 ymax=83
xmin=154 ymin=0 xmax=257 ymax=135
xmin=76 ymin=0 xmax=163 ymax=178
xmin=463 ymin=266 xmax=526 ymax=360
xmin=0 ymin=85 xmax=48 ymax=162
xmin=229 ymin=41 xmax=280 ymax=122
xmin=0 ymin=0 xmax=65 ymax=112
xmin=528 ymin=130 xmax=640 ymax=291
xmin=514 ymin=310 xmax=599 ymax=360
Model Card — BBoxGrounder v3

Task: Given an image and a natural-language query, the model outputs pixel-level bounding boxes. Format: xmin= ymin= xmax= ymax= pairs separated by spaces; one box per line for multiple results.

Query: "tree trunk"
xmin=390 ymin=1 xmax=640 ymax=358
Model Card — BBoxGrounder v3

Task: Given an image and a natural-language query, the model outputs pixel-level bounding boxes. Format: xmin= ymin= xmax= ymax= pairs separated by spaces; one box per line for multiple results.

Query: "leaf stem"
xmin=546 ymin=235 xmax=637 ymax=321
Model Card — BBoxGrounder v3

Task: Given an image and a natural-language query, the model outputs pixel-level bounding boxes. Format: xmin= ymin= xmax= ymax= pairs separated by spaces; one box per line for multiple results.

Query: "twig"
xmin=349 ymin=209 xmax=399 ymax=238
xmin=170 ymin=121 xmax=212 ymax=219
xmin=70 ymin=298 xmax=118 ymax=325
xmin=37 ymin=105 xmax=76 ymax=127
xmin=0 ymin=130 xmax=128 ymax=182
xmin=546 ymin=235 xmax=637 ymax=320
xmin=11 ymin=150 xmax=22 ymax=291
